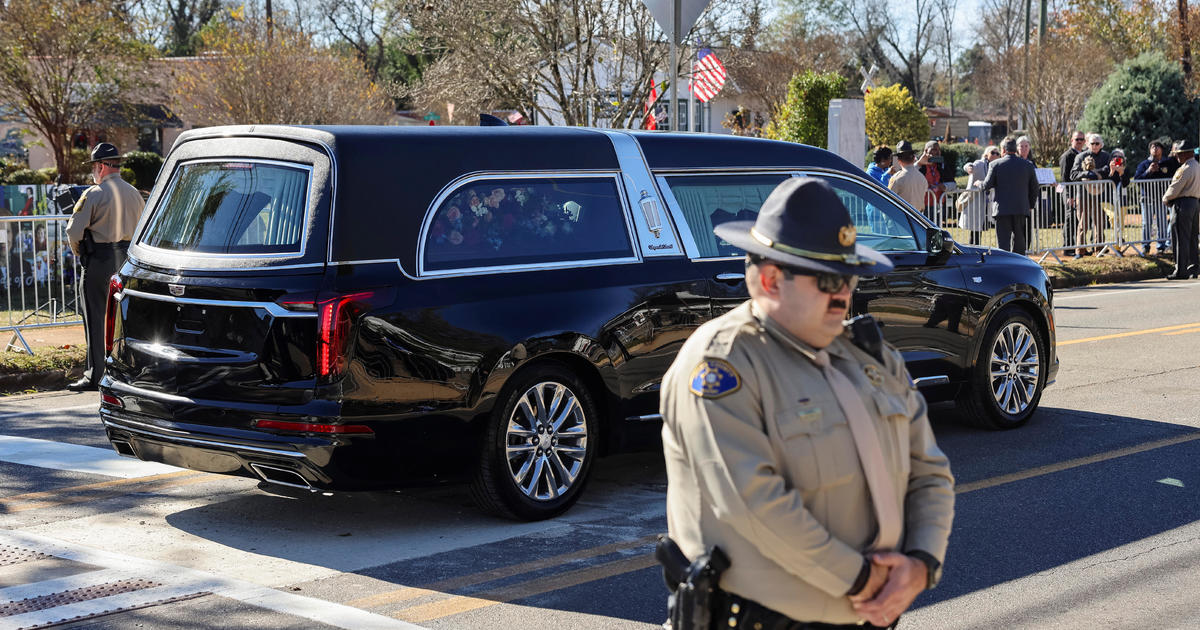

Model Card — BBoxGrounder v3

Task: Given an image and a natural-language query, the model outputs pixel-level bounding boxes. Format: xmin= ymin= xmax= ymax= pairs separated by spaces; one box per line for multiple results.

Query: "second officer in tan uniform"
xmin=65 ymin=143 xmax=145 ymax=391
xmin=661 ymin=178 xmax=954 ymax=628
xmin=1163 ymin=139 xmax=1200 ymax=279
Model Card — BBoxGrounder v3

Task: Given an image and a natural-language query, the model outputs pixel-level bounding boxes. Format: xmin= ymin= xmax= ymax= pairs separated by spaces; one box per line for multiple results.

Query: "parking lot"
xmin=1 ymin=278 xmax=1199 ymax=629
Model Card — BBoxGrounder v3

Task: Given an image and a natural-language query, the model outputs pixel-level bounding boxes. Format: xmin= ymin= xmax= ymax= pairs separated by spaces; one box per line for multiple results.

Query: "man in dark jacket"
xmin=982 ymin=137 xmax=1040 ymax=254
xmin=1059 ymin=131 xmax=1086 ymax=251
xmin=1134 ymin=140 xmax=1179 ymax=254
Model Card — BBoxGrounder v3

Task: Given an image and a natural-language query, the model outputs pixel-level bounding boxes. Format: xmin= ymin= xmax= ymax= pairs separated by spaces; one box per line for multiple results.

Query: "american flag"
xmin=643 ymin=80 xmax=659 ymax=130
xmin=689 ymin=48 xmax=727 ymax=103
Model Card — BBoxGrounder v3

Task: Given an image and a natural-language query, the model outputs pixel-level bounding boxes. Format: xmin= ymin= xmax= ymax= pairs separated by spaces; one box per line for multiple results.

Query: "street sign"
xmin=423 ymin=112 xmax=441 ymax=121
xmin=641 ymin=0 xmax=710 ymax=44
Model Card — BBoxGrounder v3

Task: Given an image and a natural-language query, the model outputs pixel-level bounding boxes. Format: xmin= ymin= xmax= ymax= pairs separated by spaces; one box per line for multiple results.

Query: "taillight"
xmin=254 ymin=419 xmax=373 ymax=434
xmin=316 ymin=291 xmax=377 ymax=379
xmin=101 ymin=393 xmax=123 ymax=408
xmin=104 ymin=275 xmax=122 ymax=354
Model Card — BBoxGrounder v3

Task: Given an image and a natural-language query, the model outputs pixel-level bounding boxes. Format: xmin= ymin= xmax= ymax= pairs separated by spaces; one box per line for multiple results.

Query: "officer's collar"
xmin=749 ymin=301 xmax=849 ymax=362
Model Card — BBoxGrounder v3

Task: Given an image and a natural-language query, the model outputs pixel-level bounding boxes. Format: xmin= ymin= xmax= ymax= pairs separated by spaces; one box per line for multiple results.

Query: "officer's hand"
xmin=850 ymin=553 xmax=927 ymax=627
xmin=847 ymin=560 xmax=889 ymax=604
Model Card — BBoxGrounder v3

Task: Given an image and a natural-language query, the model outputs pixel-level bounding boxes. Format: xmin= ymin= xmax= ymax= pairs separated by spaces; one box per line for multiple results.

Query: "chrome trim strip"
xmin=126 ymin=255 xmax=325 ymax=272
xmin=102 ymin=417 xmax=307 ymax=459
xmin=415 ymin=170 xmax=639 ymax=278
xmin=714 ymin=272 xmax=745 ymax=281
xmin=913 ymin=376 xmax=951 ymax=387
xmin=136 ymin=157 xmax=316 ymax=261
xmin=601 ymin=130 xmax=684 ymax=258
xmin=328 ymin=258 xmax=399 ymax=267
xmin=120 ymin=287 xmax=317 ymax=318
xmin=625 ymin=414 xmax=663 ymax=422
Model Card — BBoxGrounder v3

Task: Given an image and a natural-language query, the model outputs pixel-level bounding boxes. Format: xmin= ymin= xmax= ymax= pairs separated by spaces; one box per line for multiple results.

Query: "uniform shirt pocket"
xmin=775 ymin=400 xmax=858 ymax=492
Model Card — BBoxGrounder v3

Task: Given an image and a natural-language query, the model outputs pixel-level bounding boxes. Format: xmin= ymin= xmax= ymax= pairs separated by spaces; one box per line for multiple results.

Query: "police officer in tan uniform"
xmin=660 ymin=178 xmax=954 ymax=629
xmin=1164 ymin=139 xmax=1200 ymax=280
xmin=65 ymin=143 xmax=145 ymax=391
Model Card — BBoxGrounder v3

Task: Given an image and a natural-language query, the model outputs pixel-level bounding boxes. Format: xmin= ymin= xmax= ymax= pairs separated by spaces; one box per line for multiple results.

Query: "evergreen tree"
xmin=765 ymin=70 xmax=848 ymax=146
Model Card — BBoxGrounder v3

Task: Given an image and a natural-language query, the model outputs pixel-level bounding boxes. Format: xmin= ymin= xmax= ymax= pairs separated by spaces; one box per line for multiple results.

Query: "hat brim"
xmin=83 ymin=156 xmax=122 ymax=164
xmin=714 ymin=221 xmax=894 ymax=276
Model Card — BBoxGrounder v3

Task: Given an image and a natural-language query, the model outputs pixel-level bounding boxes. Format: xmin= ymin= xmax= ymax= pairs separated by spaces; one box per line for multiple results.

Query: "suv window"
xmin=423 ymin=177 xmax=633 ymax=271
xmin=821 ymin=176 xmax=922 ymax=252
xmin=140 ymin=161 xmax=310 ymax=255
xmin=662 ymin=173 xmax=792 ymax=258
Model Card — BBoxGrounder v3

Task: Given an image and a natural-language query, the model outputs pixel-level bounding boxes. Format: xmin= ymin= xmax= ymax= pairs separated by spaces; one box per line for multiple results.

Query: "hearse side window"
xmin=819 ymin=177 xmax=922 ymax=252
xmin=662 ymin=174 xmax=791 ymax=258
xmin=140 ymin=161 xmax=309 ymax=255
xmin=424 ymin=177 xmax=632 ymax=271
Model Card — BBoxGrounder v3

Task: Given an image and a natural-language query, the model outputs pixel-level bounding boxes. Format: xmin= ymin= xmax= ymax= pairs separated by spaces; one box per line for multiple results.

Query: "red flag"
xmin=644 ymin=81 xmax=658 ymax=130
xmin=689 ymin=48 xmax=727 ymax=103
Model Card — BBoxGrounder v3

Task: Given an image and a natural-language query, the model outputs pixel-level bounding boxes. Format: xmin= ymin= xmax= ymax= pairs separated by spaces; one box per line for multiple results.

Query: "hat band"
xmin=751 ymin=228 xmax=866 ymax=265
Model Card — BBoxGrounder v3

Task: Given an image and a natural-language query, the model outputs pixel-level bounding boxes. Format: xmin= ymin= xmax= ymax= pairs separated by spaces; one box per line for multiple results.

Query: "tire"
xmin=958 ymin=307 xmax=1046 ymax=430
xmin=470 ymin=363 xmax=599 ymax=520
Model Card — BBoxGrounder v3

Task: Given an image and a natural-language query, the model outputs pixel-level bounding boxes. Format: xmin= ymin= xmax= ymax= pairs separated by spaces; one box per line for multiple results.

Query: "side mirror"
xmin=926 ymin=227 xmax=954 ymax=261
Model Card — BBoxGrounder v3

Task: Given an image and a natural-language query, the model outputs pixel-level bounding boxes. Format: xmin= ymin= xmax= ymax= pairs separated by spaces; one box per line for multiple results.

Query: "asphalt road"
xmin=1 ymin=277 xmax=1199 ymax=629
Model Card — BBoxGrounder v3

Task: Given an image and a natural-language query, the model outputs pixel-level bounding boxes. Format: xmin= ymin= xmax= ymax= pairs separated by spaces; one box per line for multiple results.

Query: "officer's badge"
xmin=838 ymin=225 xmax=856 ymax=247
xmin=689 ymin=360 xmax=741 ymax=399
xmin=863 ymin=364 xmax=884 ymax=387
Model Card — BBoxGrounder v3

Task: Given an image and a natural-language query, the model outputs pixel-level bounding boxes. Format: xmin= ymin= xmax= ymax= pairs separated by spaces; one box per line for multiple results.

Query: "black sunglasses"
xmin=776 ymin=265 xmax=858 ymax=294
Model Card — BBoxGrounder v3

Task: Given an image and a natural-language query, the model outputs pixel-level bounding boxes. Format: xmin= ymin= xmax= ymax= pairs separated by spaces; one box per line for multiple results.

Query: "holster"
xmin=80 ymin=229 xmax=96 ymax=267
xmin=656 ymin=535 xmax=731 ymax=630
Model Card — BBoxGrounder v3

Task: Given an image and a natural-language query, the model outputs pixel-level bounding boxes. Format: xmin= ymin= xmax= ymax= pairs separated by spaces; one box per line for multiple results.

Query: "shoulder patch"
xmin=689 ymin=359 xmax=741 ymax=399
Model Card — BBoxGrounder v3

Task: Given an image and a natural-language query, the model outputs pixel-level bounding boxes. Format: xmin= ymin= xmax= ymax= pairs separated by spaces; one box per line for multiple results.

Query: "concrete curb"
xmin=0 ymin=367 xmax=83 ymax=395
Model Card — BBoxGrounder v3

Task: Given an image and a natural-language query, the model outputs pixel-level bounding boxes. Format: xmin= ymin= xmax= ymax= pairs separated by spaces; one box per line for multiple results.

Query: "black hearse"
xmin=100 ymin=126 xmax=1057 ymax=520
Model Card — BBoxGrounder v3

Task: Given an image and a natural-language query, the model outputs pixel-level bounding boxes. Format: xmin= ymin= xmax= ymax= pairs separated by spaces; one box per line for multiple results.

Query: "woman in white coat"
xmin=960 ymin=146 xmax=1001 ymax=245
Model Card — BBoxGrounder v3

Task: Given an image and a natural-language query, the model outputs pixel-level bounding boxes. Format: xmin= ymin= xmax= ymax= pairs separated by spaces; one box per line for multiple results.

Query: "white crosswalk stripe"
xmin=0 ymin=531 xmax=428 ymax=630
xmin=0 ymin=435 xmax=181 ymax=478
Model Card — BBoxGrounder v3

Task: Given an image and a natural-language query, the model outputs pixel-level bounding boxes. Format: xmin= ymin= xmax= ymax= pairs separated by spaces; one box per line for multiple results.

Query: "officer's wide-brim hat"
xmin=713 ymin=177 xmax=894 ymax=276
xmin=894 ymin=140 xmax=915 ymax=157
xmin=83 ymin=142 xmax=122 ymax=164
xmin=1172 ymin=139 xmax=1196 ymax=155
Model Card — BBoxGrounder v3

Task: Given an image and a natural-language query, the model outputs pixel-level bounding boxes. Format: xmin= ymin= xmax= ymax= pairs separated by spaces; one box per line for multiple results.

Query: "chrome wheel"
xmin=989 ymin=321 xmax=1040 ymax=415
xmin=505 ymin=381 xmax=589 ymax=501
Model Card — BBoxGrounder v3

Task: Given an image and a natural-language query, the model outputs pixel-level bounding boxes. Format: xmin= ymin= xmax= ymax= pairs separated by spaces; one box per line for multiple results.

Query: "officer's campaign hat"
xmin=713 ymin=177 xmax=894 ymax=276
xmin=894 ymin=140 xmax=915 ymax=157
xmin=1172 ymin=139 xmax=1196 ymax=155
xmin=83 ymin=142 xmax=122 ymax=164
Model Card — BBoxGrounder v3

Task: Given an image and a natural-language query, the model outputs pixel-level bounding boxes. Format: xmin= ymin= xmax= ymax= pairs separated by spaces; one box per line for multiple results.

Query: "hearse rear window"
xmin=423 ymin=177 xmax=633 ymax=271
xmin=140 ymin=161 xmax=309 ymax=255
xmin=663 ymin=173 xmax=791 ymax=258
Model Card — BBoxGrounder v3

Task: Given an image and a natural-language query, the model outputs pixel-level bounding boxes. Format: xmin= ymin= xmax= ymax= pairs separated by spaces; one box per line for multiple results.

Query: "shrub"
xmin=1 ymin=168 xmax=50 ymax=184
xmin=1080 ymin=52 xmax=1198 ymax=166
xmin=764 ymin=70 xmax=849 ymax=146
xmin=35 ymin=167 xmax=58 ymax=182
xmin=865 ymin=84 xmax=929 ymax=149
xmin=121 ymin=150 xmax=163 ymax=190
xmin=941 ymin=142 xmax=983 ymax=177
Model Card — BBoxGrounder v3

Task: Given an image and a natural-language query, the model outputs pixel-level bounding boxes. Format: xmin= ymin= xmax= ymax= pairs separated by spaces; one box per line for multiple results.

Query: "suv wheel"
xmin=959 ymin=307 xmax=1046 ymax=429
xmin=471 ymin=363 xmax=597 ymax=520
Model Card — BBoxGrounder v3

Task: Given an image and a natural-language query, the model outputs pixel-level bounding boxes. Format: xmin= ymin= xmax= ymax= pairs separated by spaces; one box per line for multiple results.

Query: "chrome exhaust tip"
xmin=249 ymin=463 xmax=314 ymax=492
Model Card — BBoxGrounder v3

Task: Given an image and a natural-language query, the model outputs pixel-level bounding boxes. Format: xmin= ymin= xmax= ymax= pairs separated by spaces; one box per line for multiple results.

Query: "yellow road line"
xmin=347 ymin=533 xmax=659 ymax=608
xmin=0 ymin=471 xmax=213 ymax=513
xmin=956 ymin=432 xmax=1200 ymax=495
xmin=1058 ymin=322 xmax=1200 ymax=346
xmin=395 ymin=553 xmax=659 ymax=623
xmin=1163 ymin=328 xmax=1200 ymax=336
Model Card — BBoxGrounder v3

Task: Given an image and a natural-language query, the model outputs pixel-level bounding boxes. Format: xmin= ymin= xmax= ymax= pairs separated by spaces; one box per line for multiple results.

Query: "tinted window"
xmin=424 ymin=177 xmax=633 ymax=271
xmin=141 ymin=161 xmax=309 ymax=254
xmin=822 ymin=177 xmax=922 ymax=252
xmin=663 ymin=173 xmax=791 ymax=258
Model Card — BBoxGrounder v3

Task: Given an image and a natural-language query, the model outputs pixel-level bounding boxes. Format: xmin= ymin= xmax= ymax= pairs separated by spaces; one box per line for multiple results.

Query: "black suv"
xmin=100 ymin=126 xmax=1057 ymax=520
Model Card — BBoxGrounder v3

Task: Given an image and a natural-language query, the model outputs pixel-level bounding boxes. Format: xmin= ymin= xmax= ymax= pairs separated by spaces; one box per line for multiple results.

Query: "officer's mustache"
xmin=828 ymin=297 xmax=848 ymax=310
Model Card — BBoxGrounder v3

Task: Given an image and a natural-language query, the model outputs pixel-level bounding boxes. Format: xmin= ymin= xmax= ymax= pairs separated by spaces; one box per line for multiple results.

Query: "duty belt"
xmin=94 ymin=240 xmax=131 ymax=249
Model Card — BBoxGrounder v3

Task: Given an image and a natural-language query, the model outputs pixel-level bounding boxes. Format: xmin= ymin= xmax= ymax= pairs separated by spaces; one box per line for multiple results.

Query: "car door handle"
xmin=714 ymin=273 xmax=745 ymax=284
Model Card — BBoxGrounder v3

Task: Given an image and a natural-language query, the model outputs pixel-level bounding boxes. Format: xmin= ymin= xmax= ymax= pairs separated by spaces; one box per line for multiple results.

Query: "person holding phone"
xmin=1135 ymin=140 xmax=1179 ymax=254
xmin=917 ymin=141 xmax=946 ymax=222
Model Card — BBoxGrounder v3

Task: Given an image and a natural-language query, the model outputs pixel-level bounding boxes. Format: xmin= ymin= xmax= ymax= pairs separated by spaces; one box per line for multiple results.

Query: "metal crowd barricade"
xmin=1123 ymin=179 xmax=1174 ymax=255
xmin=932 ymin=181 xmax=1124 ymax=260
xmin=0 ymin=214 xmax=83 ymax=353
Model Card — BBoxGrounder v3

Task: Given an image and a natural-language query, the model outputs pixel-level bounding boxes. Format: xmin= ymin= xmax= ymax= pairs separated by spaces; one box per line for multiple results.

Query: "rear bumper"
xmin=101 ymin=412 xmax=334 ymax=489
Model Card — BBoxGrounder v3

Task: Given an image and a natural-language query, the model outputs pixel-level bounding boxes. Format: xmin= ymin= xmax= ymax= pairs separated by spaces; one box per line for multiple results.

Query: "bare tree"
xmin=1021 ymin=36 xmax=1109 ymax=164
xmin=171 ymin=17 xmax=393 ymax=125
xmin=399 ymin=0 xmax=762 ymax=127
xmin=0 ymin=0 xmax=151 ymax=180
xmin=829 ymin=0 xmax=944 ymax=105
xmin=975 ymin=0 xmax=1027 ymax=129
